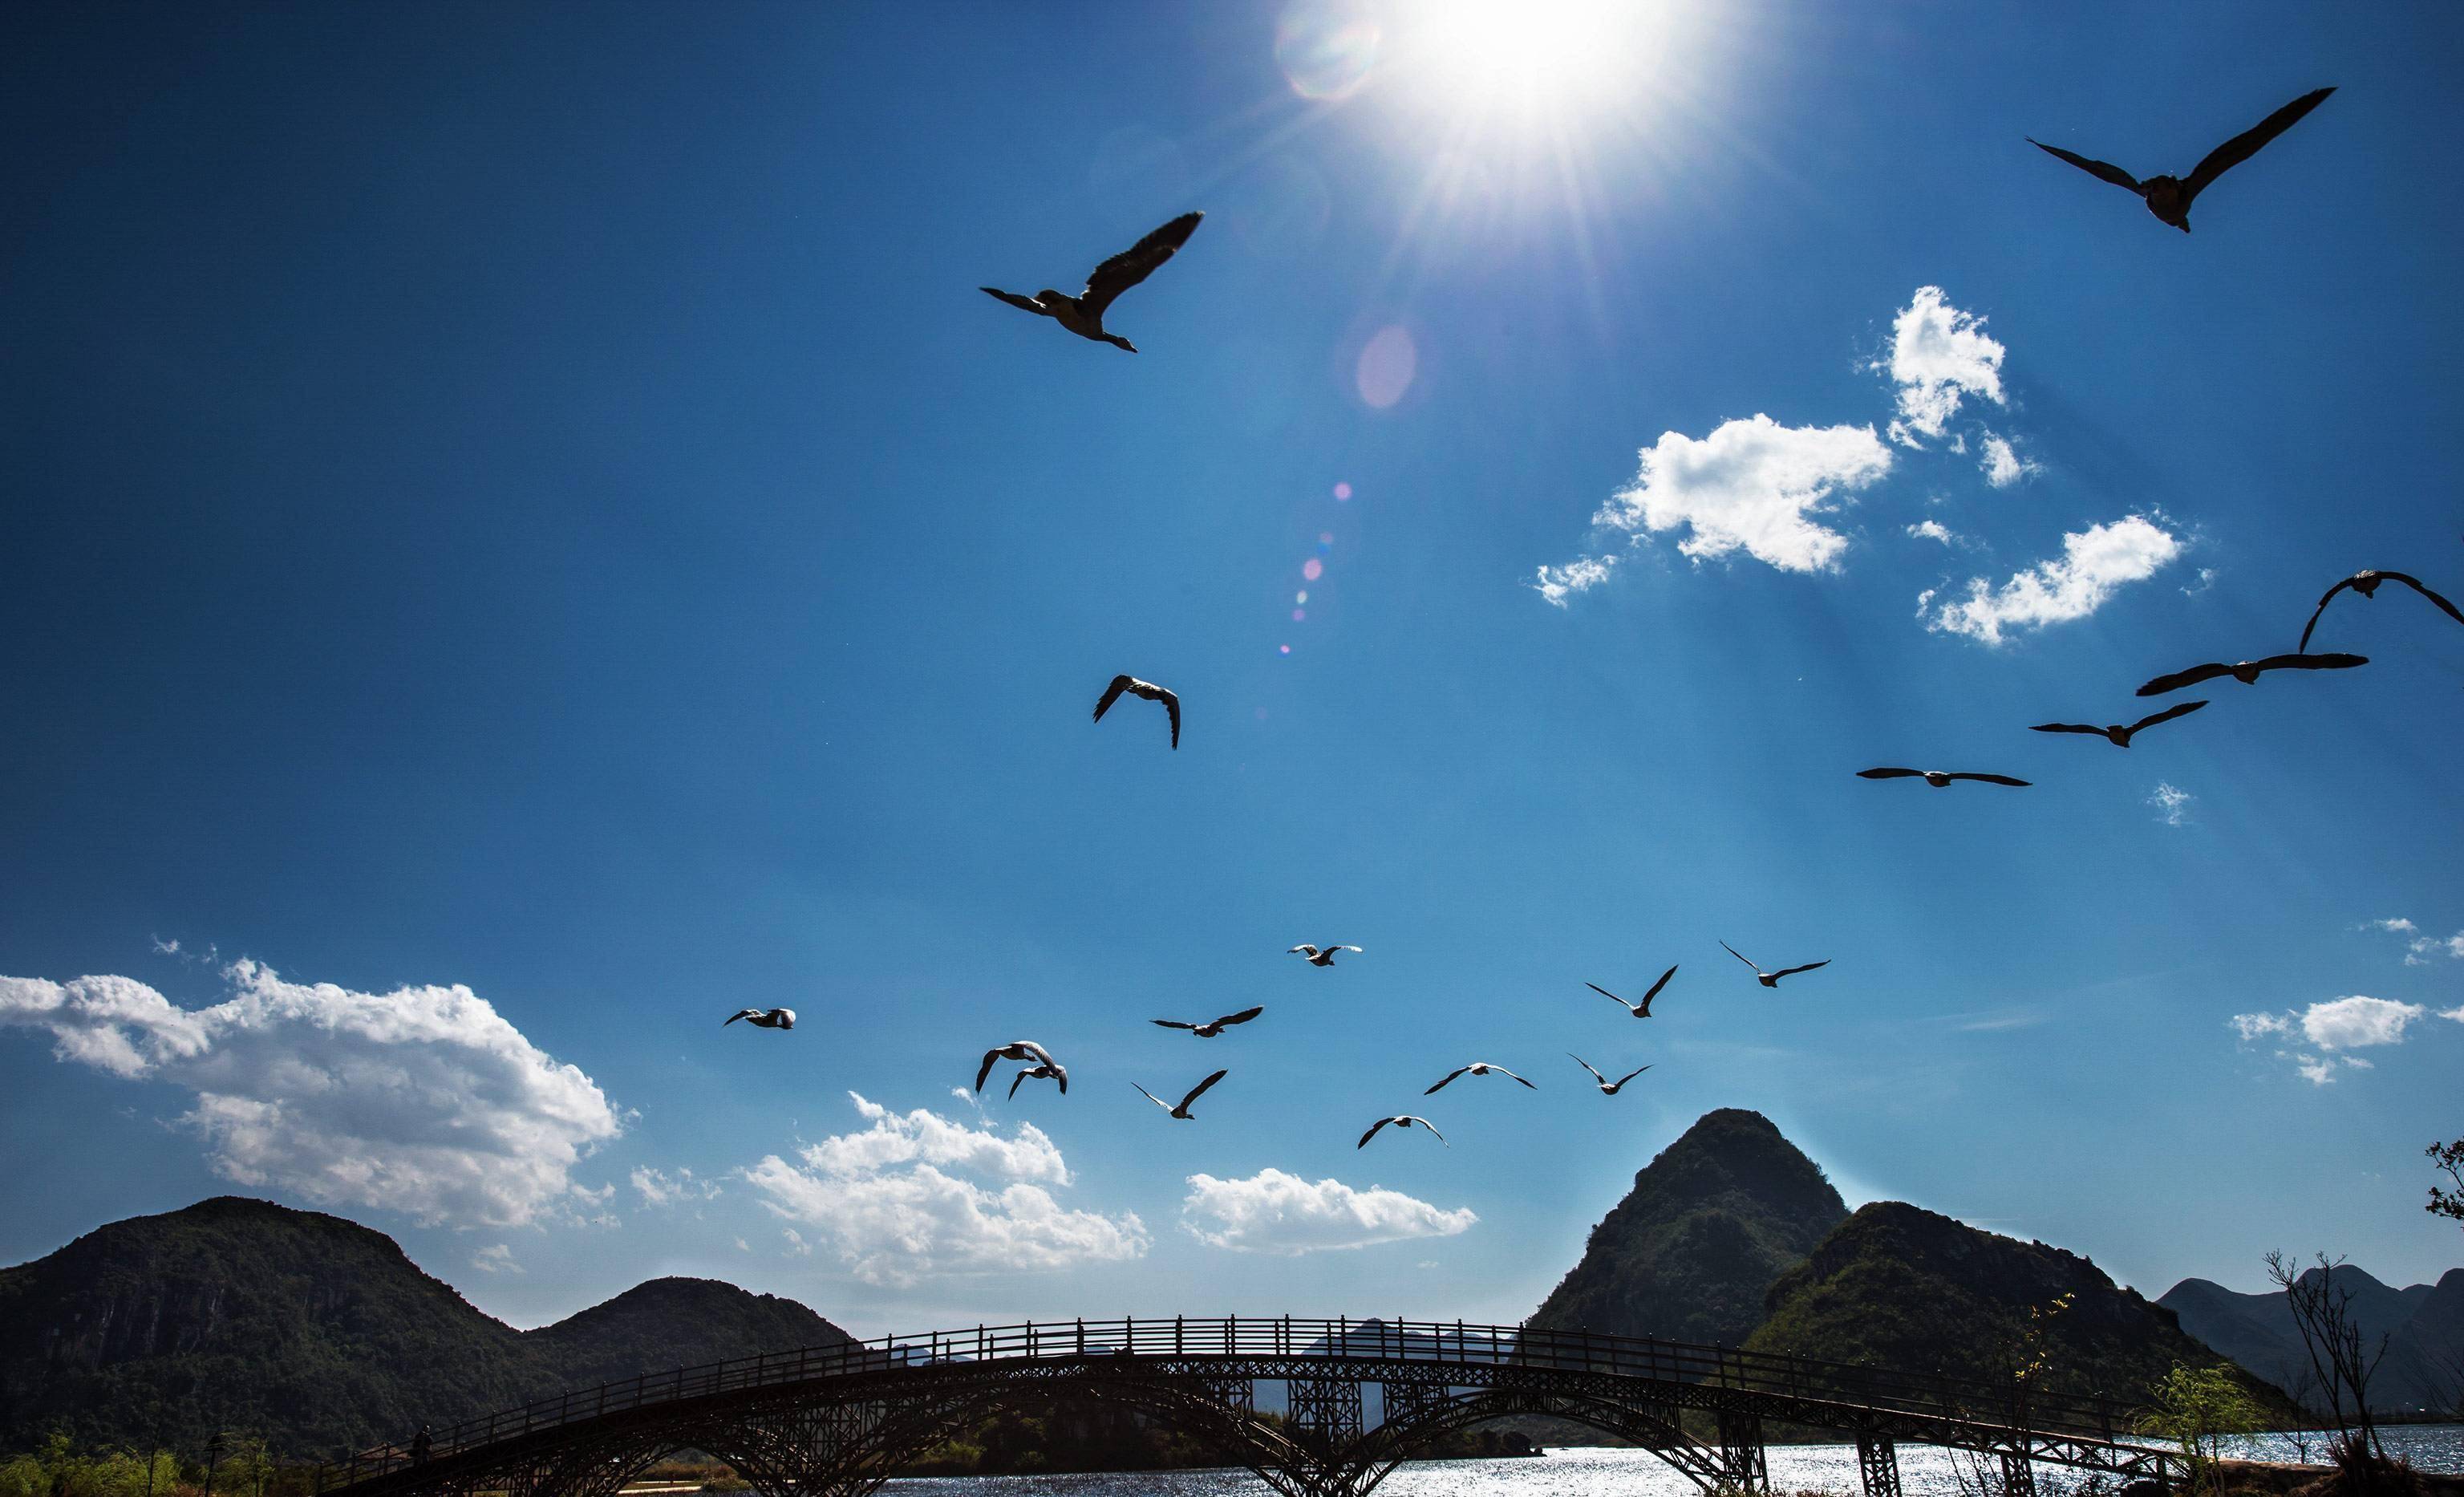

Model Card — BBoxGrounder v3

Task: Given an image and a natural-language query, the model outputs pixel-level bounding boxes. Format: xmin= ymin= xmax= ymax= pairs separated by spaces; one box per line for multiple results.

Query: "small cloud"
xmin=733 ymin=1237 xmax=751 ymax=1253
xmin=2148 ymin=781 xmax=2194 ymax=827
xmin=2180 ymin=567 xmax=2219 ymax=598
xmin=631 ymin=1166 xmax=719 ymax=1207
xmin=151 ymin=937 xmax=180 ymax=955
xmin=1588 ymin=415 xmax=1893 ymax=574
xmin=1948 ymin=1008 xmax=2048 ymax=1032
xmin=1181 ymin=1168 xmax=1477 ymax=1255
xmin=2301 ymin=995 xmax=2425 ymax=1050
xmin=2406 ymin=932 xmax=2464 ymax=964
xmin=2291 ymin=1053 xmax=2336 ymax=1086
xmin=1978 ymin=432 xmax=2040 ymax=488
xmin=472 ymin=1243 xmax=522 ymax=1276
xmin=1416 ymin=1260 xmax=1439 ymax=1270
xmin=1531 ymin=554 xmax=1617 ymax=607
xmin=2440 ymin=1004 xmax=2464 ymax=1024
xmin=1907 ymin=520 xmax=1956 ymax=546
xmin=2369 ymin=918 xmax=2418 ymax=934
xmin=1877 ymin=286 xmax=2008 ymax=444
xmin=783 ymin=1227 xmax=813 ymax=1257
xmin=1924 ymin=514 xmax=2182 ymax=645
xmin=1913 ymin=587 xmax=1936 ymax=618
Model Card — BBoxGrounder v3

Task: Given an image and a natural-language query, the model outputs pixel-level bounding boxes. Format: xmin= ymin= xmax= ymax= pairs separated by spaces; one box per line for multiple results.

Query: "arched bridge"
xmin=315 ymin=1316 xmax=2183 ymax=1497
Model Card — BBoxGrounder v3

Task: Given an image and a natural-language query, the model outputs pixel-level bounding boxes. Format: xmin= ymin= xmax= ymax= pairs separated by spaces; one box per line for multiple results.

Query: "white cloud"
xmin=783 ymin=1227 xmax=813 ymax=1257
xmin=1531 ymin=554 xmax=1617 ymax=607
xmin=0 ymin=962 xmax=621 ymax=1228
xmin=631 ymin=1166 xmax=719 ymax=1207
xmin=2371 ymin=918 xmax=2418 ymax=934
xmin=472 ymin=1243 xmax=522 ymax=1276
xmin=741 ymin=1093 xmax=1147 ymax=1286
xmin=2292 ymin=1053 xmax=2336 ymax=1086
xmin=734 ymin=1237 xmax=751 ymax=1253
xmin=2181 ymin=567 xmax=2219 ymax=598
xmin=1878 ymin=286 xmax=2007 ymax=443
xmin=2441 ymin=1005 xmax=2464 ymax=1024
xmin=1588 ymin=415 xmax=1892 ymax=574
xmin=1907 ymin=520 xmax=1955 ymax=545
xmin=2148 ymin=781 xmax=2194 ymax=827
xmin=2231 ymin=1012 xmax=2292 ymax=1041
xmin=1979 ymin=432 xmax=2040 ymax=488
xmin=1924 ymin=514 xmax=2182 ymax=645
xmin=2406 ymin=932 xmax=2464 ymax=964
xmin=2300 ymin=996 xmax=2425 ymax=1050
xmin=1180 ymin=1168 xmax=1477 ymax=1255
xmin=152 ymin=937 xmax=180 ymax=955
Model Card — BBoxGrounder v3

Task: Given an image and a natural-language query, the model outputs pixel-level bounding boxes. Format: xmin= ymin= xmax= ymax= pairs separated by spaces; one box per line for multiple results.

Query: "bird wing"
xmin=1336 ymin=945 xmax=1363 ymax=954
xmin=1081 ymin=211 xmax=1203 ymax=317
xmin=2183 ymin=87 xmax=2335 ymax=200
xmin=1857 ymin=767 xmax=1925 ymax=779
xmin=2027 ymin=722 xmax=2105 ymax=736
xmin=1356 ymin=1117 xmax=1396 ymax=1149
xmin=2136 ymin=661 xmax=2232 ymax=696
xmin=1719 ymin=939 xmax=1762 ymax=974
xmin=1151 ymin=1019 xmax=1198 ymax=1030
xmin=1424 ymin=1067 xmax=1469 ymax=1094
xmin=2028 ymin=139 xmax=2143 ymax=193
xmin=1613 ymin=1064 xmax=1653 ymax=1088
xmin=725 ymin=1010 xmax=757 ymax=1024
xmin=1567 ymin=1053 xmax=1607 ymax=1085
xmin=975 ymin=1051 xmax=1000 ymax=1090
xmin=1215 ymin=1006 xmax=1264 ymax=1028
xmin=2389 ymin=573 xmax=2464 ymax=631
xmin=2298 ymin=576 xmax=2360 ymax=653
xmin=1132 ymin=1081 xmax=1174 ymax=1112
xmin=1093 ymin=675 xmax=1132 ymax=723
xmin=1586 ymin=981 xmax=1627 ymax=1009
xmin=1288 ymin=944 xmax=1318 ymax=956
xmin=1495 ymin=1066 xmax=1536 ymax=1089
xmin=1178 ymin=1068 xmax=1227 ymax=1110
xmin=2126 ymin=700 xmax=2209 ymax=734
xmin=1008 ymin=1069 xmax=1031 ymax=1100
xmin=1769 ymin=960 xmax=1832 ymax=980
xmin=1642 ymin=964 xmax=1677 ymax=1008
xmin=1161 ymin=688 xmax=1181 ymax=749
xmin=2259 ymin=651 xmax=2369 ymax=674
xmin=1405 ymin=1116 xmax=1449 ymax=1146
xmin=1946 ymin=773 xmax=2032 ymax=786
xmin=1014 ymin=1041 xmax=1056 ymax=1068
xmin=980 ymin=286 xmax=1046 ymax=315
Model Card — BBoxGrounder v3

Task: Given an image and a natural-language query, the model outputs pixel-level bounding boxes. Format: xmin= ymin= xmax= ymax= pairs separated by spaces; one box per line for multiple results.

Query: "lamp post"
xmin=205 ymin=1434 xmax=227 ymax=1497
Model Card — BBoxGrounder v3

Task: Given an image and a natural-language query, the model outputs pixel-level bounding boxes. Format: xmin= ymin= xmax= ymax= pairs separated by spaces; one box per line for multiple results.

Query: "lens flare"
xmin=1293 ymin=609 xmax=1307 ymax=622
xmin=1333 ymin=481 xmax=1353 ymax=501
xmin=1319 ymin=531 xmax=1335 ymax=545
xmin=1275 ymin=0 xmax=1380 ymax=101
xmin=1296 ymin=590 xmax=1309 ymax=604
xmin=1279 ymin=644 xmax=1292 ymax=655
xmin=1356 ymin=325 xmax=1417 ymax=408
xmin=1303 ymin=558 xmax=1324 ymax=582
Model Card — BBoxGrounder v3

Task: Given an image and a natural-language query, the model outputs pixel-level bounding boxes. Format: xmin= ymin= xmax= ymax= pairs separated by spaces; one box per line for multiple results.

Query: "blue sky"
xmin=2 ymin=1 xmax=2459 ymax=1336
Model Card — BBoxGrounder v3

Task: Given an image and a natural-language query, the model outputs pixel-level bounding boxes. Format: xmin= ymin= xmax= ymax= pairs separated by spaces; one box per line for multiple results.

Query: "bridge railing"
xmin=316 ymin=1315 xmax=2137 ymax=1491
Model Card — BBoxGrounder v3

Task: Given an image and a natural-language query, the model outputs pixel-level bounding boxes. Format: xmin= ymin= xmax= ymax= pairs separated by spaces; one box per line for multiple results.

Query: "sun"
xmin=1401 ymin=0 xmax=1687 ymax=116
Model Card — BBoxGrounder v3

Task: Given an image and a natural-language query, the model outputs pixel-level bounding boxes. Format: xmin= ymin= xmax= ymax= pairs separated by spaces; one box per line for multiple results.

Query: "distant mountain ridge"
xmin=0 ymin=1197 xmax=852 ymax=1458
xmin=2159 ymin=1266 xmax=2464 ymax=1415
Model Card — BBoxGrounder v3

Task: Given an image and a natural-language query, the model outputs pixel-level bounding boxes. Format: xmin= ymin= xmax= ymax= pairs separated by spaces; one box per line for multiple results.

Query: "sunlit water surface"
xmin=881 ymin=1426 xmax=2464 ymax=1495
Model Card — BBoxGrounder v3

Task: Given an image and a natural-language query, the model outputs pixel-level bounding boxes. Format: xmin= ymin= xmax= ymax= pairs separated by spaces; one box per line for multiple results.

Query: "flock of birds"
xmin=714 ymin=83 xmax=2462 ymax=1159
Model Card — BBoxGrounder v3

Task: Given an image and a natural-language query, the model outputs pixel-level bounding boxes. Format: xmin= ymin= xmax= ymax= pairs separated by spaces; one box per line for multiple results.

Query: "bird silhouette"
xmin=724 ymin=1008 xmax=796 ymax=1029
xmin=1857 ymin=768 xmax=2032 ymax=788
xmin=1093 ymin=675 xmax=1181 ymax=748
xmin=2299 ymin=571 xmax=2464 ymax=653
xmin=2029 ymin=700 xmax=2208 ymax=748
xmin=975 ymin=1041 xmax=1065 ymax=1093
xmin=981 ymin=212 xmax=1203 ymax=351
xmin=1424 ymin=1062 xmax=1535 ymax=1094
xmin=1133 ymin=1069 xmax=1226 ymax=1120
xmin=1151 ymin=1006 xmax=1263 ymax=1037
xmin=1589 ymin=966 xmax=1676 ymax=1018
xmin=1357 ymin=1114 xmax=1448 ymax=1148
xmin=1568 ymin=1054 xmax=1651 ymax=1095
xmin=2028 ymin=87 xmax=2333 ymax=232
xmin=1288 ymin=944 xmax=1362 ymax=967
xmin=1720 ymin=941 xmax=1830 ymax=988
xmin=1007 ymin=1065 xmax=1064 ymax=1100
xmin=2136 ymin=652 xmax=2367 ymax=697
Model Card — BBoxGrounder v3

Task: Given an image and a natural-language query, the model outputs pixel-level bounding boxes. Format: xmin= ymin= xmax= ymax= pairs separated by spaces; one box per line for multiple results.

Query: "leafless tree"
xmin=2263 ymin=1251 xmax=2388 ymax=1467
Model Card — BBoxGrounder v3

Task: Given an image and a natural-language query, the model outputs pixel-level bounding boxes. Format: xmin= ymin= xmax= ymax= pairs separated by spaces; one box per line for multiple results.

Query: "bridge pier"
xmin=2001 ymin=1451 xmax=2037 ymax=1497
xmin=1290 ymin=1377 xmax=1365 ymax=1448
xmin=1716 ymin=1410 xmax=1768 ymax=1491
xmin=1856 ymin=1436 xmax=1903 ymax=1497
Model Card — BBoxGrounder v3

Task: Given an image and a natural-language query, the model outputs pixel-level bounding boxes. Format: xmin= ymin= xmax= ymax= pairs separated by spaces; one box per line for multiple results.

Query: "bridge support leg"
xmin=1289 ymin=1377 xmax=1364 ymax=1449
xmin=2000 ymin=1451 xmax=2036 ymax=1497
xmin=1856 ymin=1437 xmax=1903 ymax=1497
xmin=1716 ymin=1411 xmax=1767 ymax=1492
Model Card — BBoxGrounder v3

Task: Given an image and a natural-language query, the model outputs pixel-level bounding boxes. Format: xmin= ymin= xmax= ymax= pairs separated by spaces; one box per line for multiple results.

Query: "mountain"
xmin=2158 ymin=1266 xmax=2464 ymax=1415
xmin=0 ymin=1198 xmax=852 ymax=1458
xmin=1747 ymin=1202 xmax=2297 ymax=1417
xmin=1527 ymin=1109 xmax=1848 ymax=1347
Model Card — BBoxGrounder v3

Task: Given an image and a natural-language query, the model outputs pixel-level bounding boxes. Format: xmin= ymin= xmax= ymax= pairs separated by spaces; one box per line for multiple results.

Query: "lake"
xmin=881 ymin=1426 xmax=2464 ymax=1495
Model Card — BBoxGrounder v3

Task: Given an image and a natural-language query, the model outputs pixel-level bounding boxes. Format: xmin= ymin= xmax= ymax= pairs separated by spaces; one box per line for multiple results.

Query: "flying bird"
xmin=2029 ymin=700 xmax=2208 ymax=748
xmin=1720 ymin=941 xmax=1830 ymax=988
xmin=1568 ymin=1054 xmax=1651 ymax=1095
xmin=724 ymin=1008 xmax=796 ymax=1029
xmin=2136 ymin=652 xmax=2367 ymax=697
xmin=1856 ymin=768 xmax=2032 ymax=788
xmin=1093 ymin=675 xmax=1181 ymax=748
xmin=1151 ymin=1006 xmax=1263 ymax=1037
xmin=1132 ymin=1069 xmax=1227 ymax=1121
xmin=1424 ymin=1062 xmax=1535 ymax=1094
xmin=1357 ymin=1114 xmax=1448 ymax=1149
xmin=1589 ymin=966 xmax=1676 ymax=1018
xmin=975 ymin=1041 xmax=1066 ymax=1093
xmin=980 ymin=211 xmax=1204 ymax=352
xmin=1007 ymin=1065 xmax=1064 ymax=1100
xmin=2298 ymin=570 xmax=2464 ymax=653
xmin=1288 ymin=944 xmax=1363 ymax=967
xmin=2028 ymin=87 xmax=2334 ymax=232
